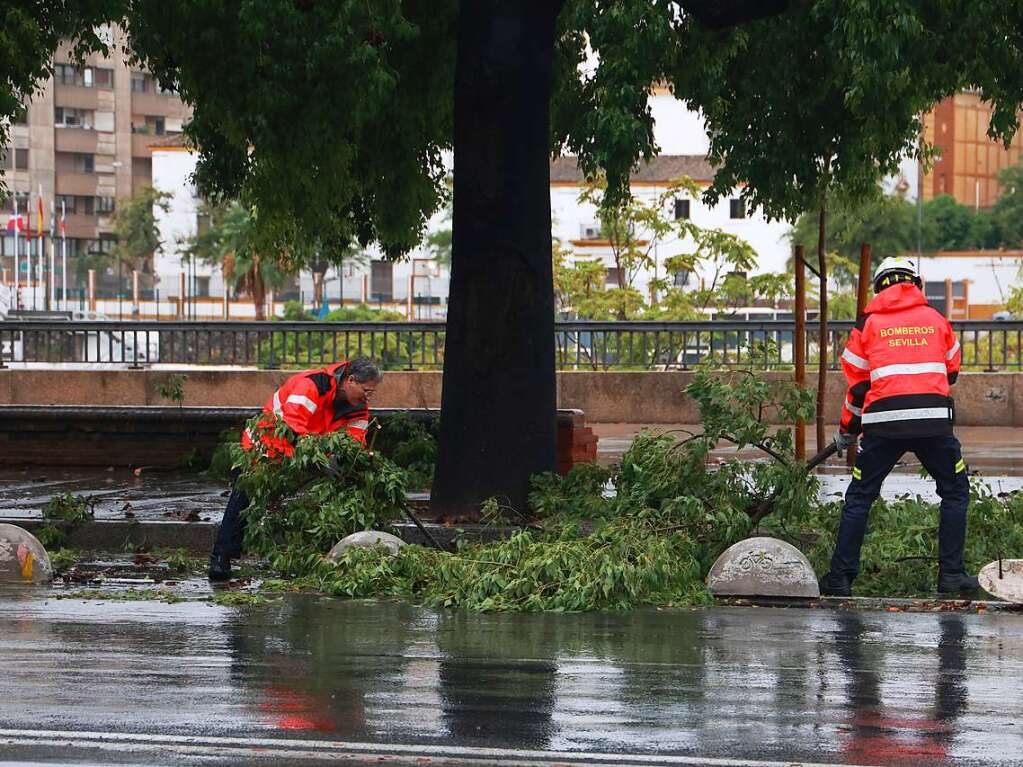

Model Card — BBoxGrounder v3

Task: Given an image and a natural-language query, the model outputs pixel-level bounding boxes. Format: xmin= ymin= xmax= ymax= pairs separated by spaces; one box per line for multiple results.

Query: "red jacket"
xmin=241 ymin=362 xmax=371 ymax=456
xmin=839 ymin=283 xmax=961 ymax=438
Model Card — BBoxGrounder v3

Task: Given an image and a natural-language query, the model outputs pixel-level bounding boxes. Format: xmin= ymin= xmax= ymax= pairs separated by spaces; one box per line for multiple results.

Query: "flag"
xmin=36 ymin=193 xmax=43 ymax=239
xmin=5 ymin=215 xmax=24 ymax=232
xmin=59 ymin=200 xmax=66 ymax=236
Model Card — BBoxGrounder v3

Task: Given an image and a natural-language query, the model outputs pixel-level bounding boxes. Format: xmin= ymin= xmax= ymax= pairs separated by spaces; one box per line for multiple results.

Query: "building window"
xmin=154 ymin=117 xmax=165 ymax=135
xmin=673 ymin=198 xmax=691 ymax=220
xmin=96 ymin=196 xmax=115 ymax=214
xmin=195 ymin=276 xmax=211 ymax=297
xmin=71 ymin=153 xmax=95 ymax=173
xmin=92 ymin=67 xmax=114 ymax=88
xmin=55 ymin=106 xmax=93 ymax=128
xmin=673 ymin=269 xmax=691 ymax=288
xmin=729 ymin=199 xmax=746 ymax=219
xmin=55 ymin=195 xmax=77 ymax=215
xmin=605 ymin=267 xmax=623 ymax=288
xmin=54 ymin=63 xmax=78 ymax=85
xmin=14 ymin=148 xmax=28 ymax=170
xmin=80 ymin=196 xmax=95 ymax=215
xmin=130 ymin=72 xmax=149 ymax=92
xmin=370 ymin=260 xmax=393 ymax=301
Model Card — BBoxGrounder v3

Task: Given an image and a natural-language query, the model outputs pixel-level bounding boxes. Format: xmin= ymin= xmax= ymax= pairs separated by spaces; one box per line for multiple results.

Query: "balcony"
xmin=55 ymin=173 xmax=99 ymax=196
xmin=131 ymin=90 xmax=186 ymax=117
xmin=61 ymin=213 xmax=100 ymax=239
xmin=53 ymin=84 xmax=100 ymax=111
xmin=55 ymin=128 xmax=99 ymax=154
xmin=131 ymin=132 xmax=167 ymax=158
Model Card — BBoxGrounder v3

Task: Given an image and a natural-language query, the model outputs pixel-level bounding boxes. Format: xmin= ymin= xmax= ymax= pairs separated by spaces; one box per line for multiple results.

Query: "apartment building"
xmin=1 ymin=25 xmax=190 ymax=302
xmin=923 ymin=91 xmax=1023 ymax=209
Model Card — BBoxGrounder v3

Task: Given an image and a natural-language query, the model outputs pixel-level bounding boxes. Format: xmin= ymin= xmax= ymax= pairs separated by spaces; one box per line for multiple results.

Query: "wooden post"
xmin=178 ymin=272 xmax=186 ymax=319
xmin=87 ymin=269 xmax=96 ymax=312
xmin=944 ymin=277 xmax=954 ymax=318
xmin=816 ymin=205 xmax=828 ymax=460
xmin=407 ymin=274 xmax=414 ymax=320
xmin=794 ymin=245 xmax=806 ymax=461
xmin=361 ymin=274 xmax=368 ymax=304
xmin=222 ymin=290 xmax=229 ymax=320
xmin=848 ymin=243 xmax=872 ymax=466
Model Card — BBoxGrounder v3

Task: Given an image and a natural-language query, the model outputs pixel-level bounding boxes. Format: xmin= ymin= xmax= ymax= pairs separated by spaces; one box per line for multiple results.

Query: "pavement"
xmin=0 ymin=595 xmax=1021 ymax=766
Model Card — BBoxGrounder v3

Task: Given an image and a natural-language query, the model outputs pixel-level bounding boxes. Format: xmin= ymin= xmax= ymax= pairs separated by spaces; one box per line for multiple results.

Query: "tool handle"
xmin=806 ymin=441 xmax=838 ymax=471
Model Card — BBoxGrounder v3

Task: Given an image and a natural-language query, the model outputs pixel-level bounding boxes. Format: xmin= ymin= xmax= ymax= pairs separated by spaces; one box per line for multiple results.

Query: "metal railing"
xmin=2 ymin=318 xmax=1022 ymax=371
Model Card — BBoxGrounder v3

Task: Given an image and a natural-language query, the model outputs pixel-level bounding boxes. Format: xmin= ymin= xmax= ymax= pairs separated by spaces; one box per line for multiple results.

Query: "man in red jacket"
xmin=208 ymin=356 xmax=381 ymax=580
xmin=819 ymin=257 xmax=979 ymax=597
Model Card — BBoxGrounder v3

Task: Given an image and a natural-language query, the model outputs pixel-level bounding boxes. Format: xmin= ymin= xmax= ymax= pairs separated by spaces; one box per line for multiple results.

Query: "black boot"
xmin=937 ymin=571 xmax=980 ymax=595
xmin=208 ymin=551 xmax=232 ymax=581
xmin=819 ymin=571 xmax=852 ymax=597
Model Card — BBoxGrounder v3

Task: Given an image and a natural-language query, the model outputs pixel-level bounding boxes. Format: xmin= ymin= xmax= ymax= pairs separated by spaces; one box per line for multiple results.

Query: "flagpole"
xmin=12 ymin=196 xmax=19 ymax=311
xmin=37 ymin=186 xmax=44 ymax=311
xmin=61 ymin=201 xmax=67 ymax=311
xmin=26 ymin=199 xmax=34 ymax=310
xmin=48 ymin=203 xmax=55 ymax=311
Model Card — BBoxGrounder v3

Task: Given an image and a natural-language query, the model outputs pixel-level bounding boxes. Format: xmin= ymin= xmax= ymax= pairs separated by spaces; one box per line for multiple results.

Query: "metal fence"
xmin=2 ymin=318 xmax=1022 ymax=371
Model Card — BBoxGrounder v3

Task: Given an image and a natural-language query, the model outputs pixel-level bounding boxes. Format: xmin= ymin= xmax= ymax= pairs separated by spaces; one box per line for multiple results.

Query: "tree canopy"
xmin=9 ymin=1 xmax=1023 ymax=511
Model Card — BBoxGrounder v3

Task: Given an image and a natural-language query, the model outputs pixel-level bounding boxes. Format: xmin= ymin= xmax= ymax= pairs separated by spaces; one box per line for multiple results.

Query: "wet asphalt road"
xmin=1 ymin=595 xmax=1022 ymax=766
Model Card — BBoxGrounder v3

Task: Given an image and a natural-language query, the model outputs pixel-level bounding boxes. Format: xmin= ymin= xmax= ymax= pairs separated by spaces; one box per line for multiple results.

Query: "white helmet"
xmin=872 ymin=256 xmax=919 ymax=293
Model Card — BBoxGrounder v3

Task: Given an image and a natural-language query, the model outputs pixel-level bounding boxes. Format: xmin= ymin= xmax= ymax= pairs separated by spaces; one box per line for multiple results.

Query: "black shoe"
xmin=208 ymin=552 xmax=232 ymax=581
xmin=937 ymin=571 xmax=980 ymax=595
xmin=819 ymin=571 xmax=853 ymax=597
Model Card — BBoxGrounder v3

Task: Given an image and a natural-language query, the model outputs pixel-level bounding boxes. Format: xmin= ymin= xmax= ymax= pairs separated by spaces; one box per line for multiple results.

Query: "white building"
xmin=150 ymin=135 xmax=449 ymax=319
xmin=550 ymin=153 xmax=791 ymax=304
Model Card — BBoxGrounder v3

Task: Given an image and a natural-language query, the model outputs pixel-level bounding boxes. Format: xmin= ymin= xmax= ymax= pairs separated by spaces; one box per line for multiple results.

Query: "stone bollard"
xmin=979 ymin=559 xmax=1023 ymax=603
xmin=327 ymin=531 xmax=406 ymax=563
xmin=706 ymin=536 xmax=819 ymax=599
xmin=0 ymin=524 xmax=53 ymax=584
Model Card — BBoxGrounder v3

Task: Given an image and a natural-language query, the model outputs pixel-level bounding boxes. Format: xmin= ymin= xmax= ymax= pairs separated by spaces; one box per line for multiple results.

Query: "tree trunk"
xmin=431 ymin=1 xmax=562 ymax=517
xmin=251 ymin=255 xmax=267 ymax=321
xmin=816 ymin=203 xmax=827 ymax=455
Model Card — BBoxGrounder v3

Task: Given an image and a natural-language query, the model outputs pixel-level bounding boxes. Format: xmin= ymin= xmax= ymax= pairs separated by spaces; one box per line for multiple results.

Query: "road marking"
xmin=0 ymin=728 xmax=879 ymax=767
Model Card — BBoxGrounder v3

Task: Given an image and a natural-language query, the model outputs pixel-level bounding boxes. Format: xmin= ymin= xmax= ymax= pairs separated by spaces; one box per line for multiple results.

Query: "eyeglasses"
xmin=356 ymin=380 xmax=377 ymax=396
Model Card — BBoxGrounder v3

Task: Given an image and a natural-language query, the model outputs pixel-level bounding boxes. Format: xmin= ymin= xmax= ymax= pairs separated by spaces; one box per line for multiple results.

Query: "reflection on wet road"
xmin=1 ymin=596 xmax=1022 ymax=765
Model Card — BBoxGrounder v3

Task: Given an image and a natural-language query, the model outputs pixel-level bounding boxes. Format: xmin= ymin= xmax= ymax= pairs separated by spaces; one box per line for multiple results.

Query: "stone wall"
xmin=0 ymin=368 xmax=1017 ymax=425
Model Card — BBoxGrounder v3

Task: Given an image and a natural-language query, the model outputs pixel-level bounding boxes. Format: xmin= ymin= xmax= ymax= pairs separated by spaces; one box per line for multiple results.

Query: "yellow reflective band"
xmin=955 ymin=459 xmax=966 ymax=473
xmin=852 ymin=467 xmax=862 ymax=480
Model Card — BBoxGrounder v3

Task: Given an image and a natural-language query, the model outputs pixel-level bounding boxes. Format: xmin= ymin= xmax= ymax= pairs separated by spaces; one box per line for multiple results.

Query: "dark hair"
xmin=344 ymin=356 xmax=382 ymax=383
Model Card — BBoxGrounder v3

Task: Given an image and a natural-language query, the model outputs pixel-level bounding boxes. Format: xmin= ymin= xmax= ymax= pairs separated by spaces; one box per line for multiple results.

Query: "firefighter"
xmin=818 ymin=257 xmax=979 ymax=597
xmin=208 ymin=356 xmax=381 ymax=581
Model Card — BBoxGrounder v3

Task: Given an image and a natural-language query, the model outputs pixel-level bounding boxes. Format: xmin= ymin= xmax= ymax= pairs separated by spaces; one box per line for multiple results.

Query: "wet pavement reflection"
xmin=1 ymin=595 xmax=1022 ymax=764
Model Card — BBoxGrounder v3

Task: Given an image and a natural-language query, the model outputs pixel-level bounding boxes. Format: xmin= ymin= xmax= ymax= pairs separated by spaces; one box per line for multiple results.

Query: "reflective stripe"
xmin=272 ymin=391 xmax=283 ymax=416
xmin=869 ymin=362 xmax=948 ymax=381
xmin=842 ymin=349 xmax=869 ymax=369
xmin=843 ymin=399 xmax=862 ymax=416
xmin=946 ymin=340 xmax=961 ymax=360
xmin=955 ymin=459 xmax=966 ymax=473
xmin=861 ymin=407 xmax=951 ymax=424
xmin=852 ymin=467 xmax=862 ymax=480
xmin=347 ymin=419 xmax=370 ymax=431
xmin=285 ymin=394 xmax=318 ymax=414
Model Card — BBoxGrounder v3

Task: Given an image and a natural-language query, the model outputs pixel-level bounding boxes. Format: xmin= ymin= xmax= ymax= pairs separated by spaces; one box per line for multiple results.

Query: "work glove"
xmin=833 ymin=431 xmax=858 ymax=458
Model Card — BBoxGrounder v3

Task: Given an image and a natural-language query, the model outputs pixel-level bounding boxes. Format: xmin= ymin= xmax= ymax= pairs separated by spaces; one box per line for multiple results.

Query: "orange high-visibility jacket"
xmin=241 ymin=361 xmax=370 ymax=456
xmin=839 ymin=282 xmax=961 ymax=438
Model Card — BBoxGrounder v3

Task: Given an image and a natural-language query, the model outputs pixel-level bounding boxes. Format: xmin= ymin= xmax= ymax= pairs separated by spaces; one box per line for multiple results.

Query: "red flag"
xmin=5 ymin=215 xmax=24 ymax=232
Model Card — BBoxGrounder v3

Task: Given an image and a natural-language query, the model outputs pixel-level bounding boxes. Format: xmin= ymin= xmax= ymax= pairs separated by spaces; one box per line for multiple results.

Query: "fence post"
xmin=794 ymin=245 xmax=806 ymax=461
xmin=87 ymin=269 xmax=96 ymax=312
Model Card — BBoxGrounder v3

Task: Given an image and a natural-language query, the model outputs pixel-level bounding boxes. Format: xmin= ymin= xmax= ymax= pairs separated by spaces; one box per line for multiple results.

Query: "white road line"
xmin=0 ymin=728 xmax=879 ymax=767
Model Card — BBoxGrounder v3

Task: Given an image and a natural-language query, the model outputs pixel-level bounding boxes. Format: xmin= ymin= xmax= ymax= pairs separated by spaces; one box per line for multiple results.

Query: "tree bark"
xmin=431 ymin=1 xmax=563 ymax=517
xmin=251 ymin=255 xmax=266 ymax=321
xmin=816 ymin=203 xmax=827 ymax=455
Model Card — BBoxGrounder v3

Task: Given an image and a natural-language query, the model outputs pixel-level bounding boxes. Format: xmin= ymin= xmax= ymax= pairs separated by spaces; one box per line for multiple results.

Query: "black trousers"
xmin=829 ymin=433 xmax=970 ymax=579
xmin=213 ymin=469 xmax=250 ymax=558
